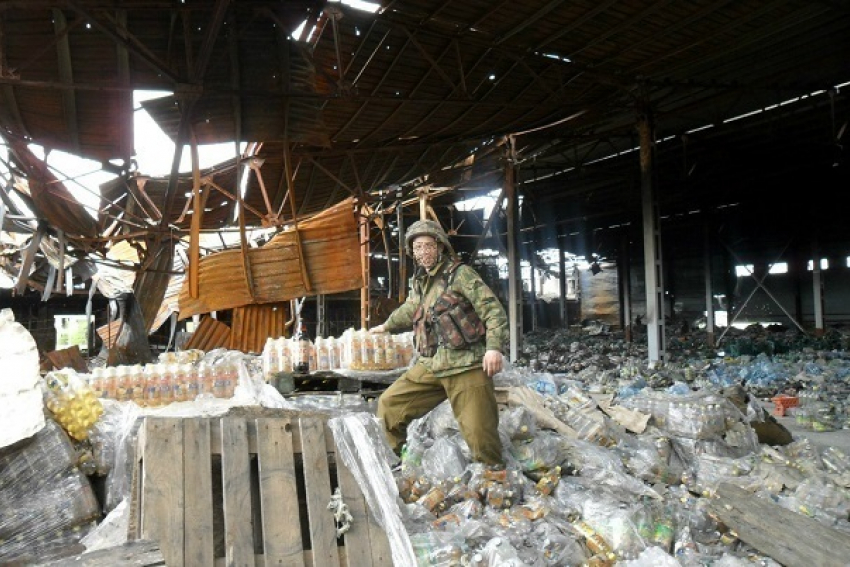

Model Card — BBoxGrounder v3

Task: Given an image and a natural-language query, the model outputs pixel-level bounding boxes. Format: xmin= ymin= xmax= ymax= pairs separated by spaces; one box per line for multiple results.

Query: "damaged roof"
xmin=0 ymin=0 xmax=847 ymax=290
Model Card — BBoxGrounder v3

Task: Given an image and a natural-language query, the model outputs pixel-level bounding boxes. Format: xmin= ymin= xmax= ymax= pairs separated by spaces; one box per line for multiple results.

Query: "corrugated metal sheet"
xmin=96 ymin=319 xmax=123 ymax=349
xmin=229 ymin=303 xmax=290 ymax=354
xmin=178 ymin=197 xmax=363 ymax=318
xmin=184 ymin=315 xmax=231 ymax=352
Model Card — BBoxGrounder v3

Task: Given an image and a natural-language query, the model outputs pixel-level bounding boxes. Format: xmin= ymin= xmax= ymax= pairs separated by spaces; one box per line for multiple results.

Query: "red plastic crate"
xmin=771 ymin=396 xmax=799 ymax=416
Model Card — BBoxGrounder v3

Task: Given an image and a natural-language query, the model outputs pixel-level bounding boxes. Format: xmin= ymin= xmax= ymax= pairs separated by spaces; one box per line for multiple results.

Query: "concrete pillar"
xmin=619 ymin=228 xmax=633 ymax=342
xmin=506 ymin=143 xmax=522 ymax=361
xmin=703 ymin=216 xmax=715 ymax=347
xmin=558 ymin=234 xmax=568 ymax=327
xmin=638 ymin=109 xmax=666 ymax=363
xmin=812 ymin=239 xmax=825 ymax=336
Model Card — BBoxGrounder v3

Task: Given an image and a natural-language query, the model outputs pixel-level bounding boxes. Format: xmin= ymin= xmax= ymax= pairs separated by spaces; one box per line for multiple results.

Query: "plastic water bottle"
xmin=143 ymin=363 xmax=160 ymax=406
xmin=158 ymin=363 xmax=174 ymax=405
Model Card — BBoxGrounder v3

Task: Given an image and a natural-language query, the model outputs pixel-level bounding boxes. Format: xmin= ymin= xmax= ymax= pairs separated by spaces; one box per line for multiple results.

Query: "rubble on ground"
xmin=5 ymin=319 xmax=850 ymax=565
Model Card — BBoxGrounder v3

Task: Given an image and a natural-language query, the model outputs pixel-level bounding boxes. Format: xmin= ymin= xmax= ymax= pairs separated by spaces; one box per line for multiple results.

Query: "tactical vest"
xmin=412 ymin=261 xmax=486 ymax=357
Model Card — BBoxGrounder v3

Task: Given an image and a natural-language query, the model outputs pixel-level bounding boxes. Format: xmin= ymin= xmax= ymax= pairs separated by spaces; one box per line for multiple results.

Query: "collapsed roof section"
xmin=0 ymin=1 xmax=846 ymax=299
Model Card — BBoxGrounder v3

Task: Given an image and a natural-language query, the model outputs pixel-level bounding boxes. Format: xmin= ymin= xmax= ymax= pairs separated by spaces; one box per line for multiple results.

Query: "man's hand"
xmin=483 ymin=350 xmax=503 ymax=377
xmin=370 ymin=324 xmax=386 ymax=333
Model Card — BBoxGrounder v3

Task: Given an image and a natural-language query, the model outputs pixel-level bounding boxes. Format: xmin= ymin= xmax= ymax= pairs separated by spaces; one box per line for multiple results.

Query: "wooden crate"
xmin=130 ymin=416 xmax=392 ymax=567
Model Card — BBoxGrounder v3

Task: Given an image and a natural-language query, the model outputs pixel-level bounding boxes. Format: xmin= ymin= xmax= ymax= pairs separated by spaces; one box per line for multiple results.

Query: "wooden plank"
xmin=184 ymin=419 xmax=214 ymax=566
xmin=255 ymin=418 xmax=305 ymax=567
xmin=210 ymin=418 xmax=334 ymax=456
xmin=299 ymin=418 xmax=339 ymax=566
xmin=220 ymin=418 xmax=255 ymax=567
xmin=709 ymin=482 xmax=850 ymax=567
xmin=35 ymin=539 xmax=166 ymax=566
xmin=365 ymin=500 xmax=393 ymax=567
xmin=335 ymin=455 xmax=374 ymax=567
xmin=140 ymin=418 xmax=185 ymax=567
xmin=128 ymin=443 xmax=142 ymax=540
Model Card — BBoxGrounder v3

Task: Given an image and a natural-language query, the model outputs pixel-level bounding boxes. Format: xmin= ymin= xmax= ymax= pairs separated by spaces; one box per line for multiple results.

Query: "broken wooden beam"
xmin=708 ymin=482 xmax=850 ymax=567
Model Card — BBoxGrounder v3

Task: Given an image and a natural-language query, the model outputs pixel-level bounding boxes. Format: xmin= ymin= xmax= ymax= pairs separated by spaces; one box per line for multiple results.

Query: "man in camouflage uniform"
xmin=371 ymin=219 xmax=509 ymax=466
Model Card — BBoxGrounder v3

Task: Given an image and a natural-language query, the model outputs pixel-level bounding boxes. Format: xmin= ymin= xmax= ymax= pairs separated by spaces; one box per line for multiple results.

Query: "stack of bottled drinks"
xmin=42 ymin=371 xmax=103 ymax=441
xmin=83 ymin=361 xmax=237 ymax=407
xmin=262 ymin=328 xmax=414 ymax=379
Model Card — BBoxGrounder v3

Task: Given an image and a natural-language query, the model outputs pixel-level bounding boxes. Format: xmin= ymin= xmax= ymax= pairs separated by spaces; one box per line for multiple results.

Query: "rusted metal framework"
xmin=0 ymin=0 xmax=846 ymax=331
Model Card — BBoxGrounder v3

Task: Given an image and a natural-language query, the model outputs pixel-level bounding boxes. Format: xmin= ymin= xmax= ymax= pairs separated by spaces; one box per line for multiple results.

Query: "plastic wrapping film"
xmin=422 ymin=436 xmax=468 ymax=482
xmin=102 ymin=401 xmax=144 ymax=513
xmin=500 ymin=406 xmax=538 ymax=441
xmin=80 ymin=498 xmax=131 ymax=552
xmin=563 ymin=439 xmax=661 ymax=501
xmin=0 ymin=308 xmax=46 ymax=449
xmin=409 ymin=530 xmax=468 ymax=566
xmin=0 ymin=419 xmax=100 ymax=563
xmin=89 ymin=399 xmax=132 ymax=477
xmin=788 ymin=475 xmax=850 ymax=525
xmin=509 ymin=430 xmax=569 ymax=472
xmin=622 ymin=390 xmax=738 ymax=441
xmin=619 ymin=436 xmax=684 ymax=486
xmin=617 ymin=545 xmax=682 ymax=566
xmin=425 ymin=401 xmax=460 ymax=438
xmin=328 ymin=412 xmax=416 ymax=567
xmin=580 ymin=494 xmax=650 ymax=559
xmin=688 ymin=454 xmax=758 ymax=496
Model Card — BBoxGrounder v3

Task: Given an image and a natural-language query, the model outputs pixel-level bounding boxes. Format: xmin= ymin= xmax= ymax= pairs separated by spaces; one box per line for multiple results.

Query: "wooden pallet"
xmin=130 ymin=415 xmax=392 ymax=567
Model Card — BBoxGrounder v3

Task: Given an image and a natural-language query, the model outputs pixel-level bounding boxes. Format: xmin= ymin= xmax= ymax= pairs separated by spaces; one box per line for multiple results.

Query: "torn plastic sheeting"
xmin=0 ymin=308 xmax=45 ymax=449
xmin=504 ymin=386 xmax=578 ymax=438
xmin=328 ymin=412 xmax=416 ymax=567
xmin=0 ymin=420 xmax=100 ymax=563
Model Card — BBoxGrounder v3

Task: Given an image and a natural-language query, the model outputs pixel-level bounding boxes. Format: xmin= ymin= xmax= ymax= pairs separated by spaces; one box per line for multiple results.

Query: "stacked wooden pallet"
xmin=130 ymin=415 xmax=392 ymax=567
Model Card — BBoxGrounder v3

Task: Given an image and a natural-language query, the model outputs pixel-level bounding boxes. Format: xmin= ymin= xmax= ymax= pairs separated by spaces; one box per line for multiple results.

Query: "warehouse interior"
xmin=1 ymin=1 xmax=850 ymax=565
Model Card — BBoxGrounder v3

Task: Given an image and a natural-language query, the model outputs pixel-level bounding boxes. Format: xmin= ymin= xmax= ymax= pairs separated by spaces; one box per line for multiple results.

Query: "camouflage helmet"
xmin=405 ymin=219 xmax=453 ymax=254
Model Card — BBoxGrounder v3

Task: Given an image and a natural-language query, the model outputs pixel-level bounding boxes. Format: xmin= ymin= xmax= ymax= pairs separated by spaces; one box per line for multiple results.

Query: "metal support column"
xmin=505 ymin=140 xmax=522 ymax=361
xmin=703 ymin=215 xmax=715 ymax=347
xmin=529 ymin=243 xmax=538 ymax=332
xmin=638 ymin=109 xmax=666 ymax=363
xmin=619 ymin=229 xmax=632 ymax=342
xmin=397 ymin=190 xmax=407 ymax=302
xmin=558 ymin=234 xmax=568 ymax=327
xmin=360 ymin=209 xmax=370 ymax=329
xmin=812 ymin=240 xmax=824 ymax=336
xmin=316 ymin=294 xmax=326 ymax=338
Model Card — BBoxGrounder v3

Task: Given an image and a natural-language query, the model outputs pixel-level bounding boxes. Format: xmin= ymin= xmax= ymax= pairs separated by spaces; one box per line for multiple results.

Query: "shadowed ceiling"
xmin=0 ymin=0 xmax=848 ymax=287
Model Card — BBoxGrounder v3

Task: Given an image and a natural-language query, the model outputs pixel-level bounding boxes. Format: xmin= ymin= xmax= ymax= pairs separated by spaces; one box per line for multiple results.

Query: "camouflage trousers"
xmin=377 ymin=362 xmax=504 ymax=466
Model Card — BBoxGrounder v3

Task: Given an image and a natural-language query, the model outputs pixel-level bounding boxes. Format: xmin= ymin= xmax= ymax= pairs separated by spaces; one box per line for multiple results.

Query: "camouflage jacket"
xmin=382 ymin=259 xmax=508 ymax=377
